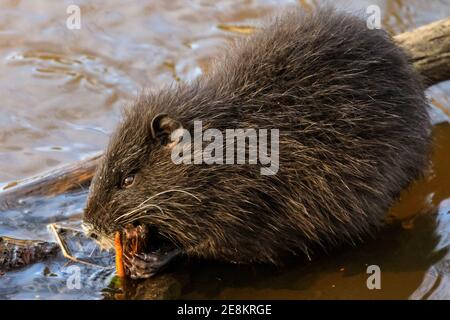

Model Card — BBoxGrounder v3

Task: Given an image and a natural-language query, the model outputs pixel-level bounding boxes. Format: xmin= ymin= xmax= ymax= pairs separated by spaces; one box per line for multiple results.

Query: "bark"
xmin=394 ymin=18 xmax=450 ymax=86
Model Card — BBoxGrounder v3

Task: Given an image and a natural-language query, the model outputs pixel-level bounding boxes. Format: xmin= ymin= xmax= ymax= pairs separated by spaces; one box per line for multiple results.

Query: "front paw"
xmin=123 ymin=250 xmax=180 ymax=279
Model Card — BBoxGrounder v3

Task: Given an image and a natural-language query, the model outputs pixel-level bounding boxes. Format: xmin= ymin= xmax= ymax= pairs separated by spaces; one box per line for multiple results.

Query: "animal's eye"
xmin=121 ymin=175 xmax=135 ymax=188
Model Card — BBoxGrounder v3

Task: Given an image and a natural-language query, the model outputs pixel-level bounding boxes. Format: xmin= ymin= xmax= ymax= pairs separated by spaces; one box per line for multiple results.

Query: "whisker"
xmin=113 ymin=188 xmax=201 ymax=223
xmin=114 ymin=203 xmax=164 ymax=222
xmin=146 ymin=188 xmax=202 ymax=203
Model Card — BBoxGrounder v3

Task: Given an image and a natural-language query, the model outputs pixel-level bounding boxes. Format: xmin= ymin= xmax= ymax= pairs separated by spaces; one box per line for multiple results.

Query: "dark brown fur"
xmin=83 ymin=8 xmax=431 ymax=264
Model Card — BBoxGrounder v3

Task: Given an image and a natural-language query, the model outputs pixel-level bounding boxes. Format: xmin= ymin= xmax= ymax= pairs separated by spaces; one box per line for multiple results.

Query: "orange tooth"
xmin=115 ymin=231 xmax=126 ymax=278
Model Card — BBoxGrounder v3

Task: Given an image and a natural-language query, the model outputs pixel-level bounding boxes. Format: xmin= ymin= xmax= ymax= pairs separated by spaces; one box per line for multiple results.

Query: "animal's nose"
xmin=88 ymin=232 xmax=98 ymax=240
xmin=81 ymin=222 xmax=94 ymax=235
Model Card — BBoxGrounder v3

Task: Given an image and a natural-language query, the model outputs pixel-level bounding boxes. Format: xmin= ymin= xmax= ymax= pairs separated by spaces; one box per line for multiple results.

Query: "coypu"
xmin=83 ymin=7 xmax=431 ymax=278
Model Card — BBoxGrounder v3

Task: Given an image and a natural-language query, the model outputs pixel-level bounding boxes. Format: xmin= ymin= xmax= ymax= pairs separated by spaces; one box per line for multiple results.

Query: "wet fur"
xmin=84 ymin=8 xmax=431 ymax=264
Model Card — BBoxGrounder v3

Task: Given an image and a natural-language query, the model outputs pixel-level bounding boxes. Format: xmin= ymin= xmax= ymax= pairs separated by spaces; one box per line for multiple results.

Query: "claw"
xmin=118 ymin=224 xmax=181 ymax=279
xmin=123 ymin=249 xmax=181 ymax=279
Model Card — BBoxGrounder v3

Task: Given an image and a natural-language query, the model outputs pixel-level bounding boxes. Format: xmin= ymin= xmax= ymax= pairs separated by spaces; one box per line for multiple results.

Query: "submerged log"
xmin=0 ymin=153 xmax=102 ymax=210
xmin=0 ymin=236 xmax=59 ymax=272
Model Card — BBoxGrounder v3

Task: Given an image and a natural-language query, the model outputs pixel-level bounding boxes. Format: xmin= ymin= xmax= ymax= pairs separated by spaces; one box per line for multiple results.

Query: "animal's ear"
xmin=150 ymin=113 xmax=183 ymax=144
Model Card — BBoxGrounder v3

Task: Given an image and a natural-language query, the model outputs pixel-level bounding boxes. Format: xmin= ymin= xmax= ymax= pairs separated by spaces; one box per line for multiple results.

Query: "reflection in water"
xmin=0 ymin=0 xmax=449 ymax=299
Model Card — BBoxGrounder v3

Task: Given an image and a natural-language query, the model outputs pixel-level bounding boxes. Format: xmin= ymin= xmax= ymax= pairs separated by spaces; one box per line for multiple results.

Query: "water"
xmin=0 ymin=0 xmax=449 ymax=299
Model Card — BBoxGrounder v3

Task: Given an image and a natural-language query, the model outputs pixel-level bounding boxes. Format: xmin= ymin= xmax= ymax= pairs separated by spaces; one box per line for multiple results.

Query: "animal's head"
xmin=82 ymin=91 xmax=205 ymax=253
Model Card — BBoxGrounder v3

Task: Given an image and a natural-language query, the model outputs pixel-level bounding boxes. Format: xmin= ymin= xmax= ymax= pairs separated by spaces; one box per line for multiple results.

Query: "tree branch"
xmin=394 ymin=18 xmax=450 ymax=86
